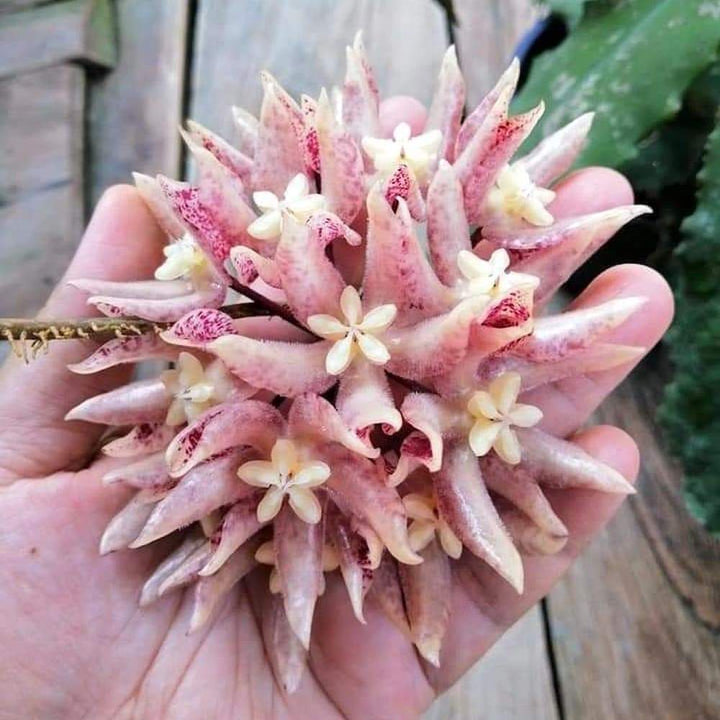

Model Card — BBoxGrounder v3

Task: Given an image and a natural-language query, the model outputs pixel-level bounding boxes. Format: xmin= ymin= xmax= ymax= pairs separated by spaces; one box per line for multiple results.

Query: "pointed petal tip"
xmin=416 ymin=637 xmax=441 ymax=667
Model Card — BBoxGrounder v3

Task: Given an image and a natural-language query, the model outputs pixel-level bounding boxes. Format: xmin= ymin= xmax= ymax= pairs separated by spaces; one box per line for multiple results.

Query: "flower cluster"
xmin=66 ymin=33 xmax=648 ymax=692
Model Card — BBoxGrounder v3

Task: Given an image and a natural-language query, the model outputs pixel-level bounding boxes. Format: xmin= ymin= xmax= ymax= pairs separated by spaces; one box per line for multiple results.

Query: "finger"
xmin=0 ymin=185 xmax=164 ymax=479
xmin=428 ymin=424 xmax=639 ymax=692
xmin=549 ymin=166 xmax=634 ymax=217
xmin=524 ymin=263 xmax=674 ymax=437
xmin=379 ymin=96 xmax=428 ymax=137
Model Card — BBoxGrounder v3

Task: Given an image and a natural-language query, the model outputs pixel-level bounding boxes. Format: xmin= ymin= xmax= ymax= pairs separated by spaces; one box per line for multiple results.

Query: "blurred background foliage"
xmin=513 ymin=0 xmax=720 ymax=534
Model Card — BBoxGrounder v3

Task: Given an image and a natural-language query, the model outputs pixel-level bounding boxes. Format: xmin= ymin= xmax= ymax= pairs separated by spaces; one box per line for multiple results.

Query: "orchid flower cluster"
xmin=66 ymin=34 xmax=649 ymax=692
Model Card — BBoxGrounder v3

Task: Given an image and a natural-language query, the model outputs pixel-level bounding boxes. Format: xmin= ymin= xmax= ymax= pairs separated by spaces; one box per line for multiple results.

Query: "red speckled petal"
xmin=139 ymin=535 xmax=206 ymax=607
xmin=207 ymin=335 xmax=334 ymax=398
xmin=274 ymin=505 xmax=324 ymax=649
xmin=289 ymin=393 xmax=378 ymax=459
xmin=275 ymin=214 xmax=350 ymax=323
xmin=435 ymin=443 xmax=523 ymax=592
xmin=385 ymin=296 xmax=489 ymax=379
xmin=99 ymin=489 xmax=168 ymax=555
xmin=252 ymin=72 xmax=306 ymax=196
xmin=66 ymin=378 xmax=169 ymax=425
xmin=426 ymin=46 xmax=465 ymax=164
xmin=517 ymin=428 xmax=635 ymax=494
xmin=263 ymin=593 xmax=308 ymax=695
xmin=68 ymin=333 xmax=178 ymax=375
xmin=132 ymin=449 xmax=252 ymax=546
xmin=367 ymin=554 xmax=411 ymax=638
xmin=102 ymin=423 xmax=177 ymax=458
xmin=102 ymin=451 xmax=173 ymax=490
xmin=342 ymin=31 xmax=380 ymax=143
xmin=184 ymin=119 xmax=254 ymax=187
xmin=336 ymin=359 xmax=403 ymax=442
xmin=200 ymin=494 xmax=264 ymax=576
xmin=161 ymin=308 xmax=238 ymax=348
xmin=165 ymin=399 xmax=286 ymax=477
xmin=500 ymin=507 xmax=568 ymax=556
xmin=480 ymin=454 xmax=567 ymax=539
xmin=426 ymin=160 xmax=471 ymax=285
xmin=189 ymin=535 xmax=261 ymax=632
xmin=511 ymin=296 xmax=646 ymax=361
xmin=383 ymin=165 xmax=426 ymax=222
xmin=398 ymin=537 xmax=452 ymax=666
xmin=364 ymin=188 xmax=450 ymax=325
xmin=133 ymin=172 xmax=187 ymax=239
xmin=230 ymin=246 xmax=282 ymax=288
xmin=520 ymin=112 xmax=594 ymax=187
xmin=322 ymin=444 xmax=421 ymax=566
xmin=327 ymin=508 xmax=374 ymax=623
xmin=316 ymin=90 xmax=364 ymax=224
xmin=512 ymin=205 xmax=652 ymax=306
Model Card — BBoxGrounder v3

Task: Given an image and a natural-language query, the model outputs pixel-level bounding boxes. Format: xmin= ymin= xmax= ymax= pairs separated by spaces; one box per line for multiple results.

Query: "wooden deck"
xmin=1 ymin=1 xmax=718 ymax=718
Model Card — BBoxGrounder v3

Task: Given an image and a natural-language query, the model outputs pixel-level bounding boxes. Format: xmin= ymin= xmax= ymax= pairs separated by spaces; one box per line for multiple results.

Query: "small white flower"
xmin=154 ymin=234 xmax=207 ymax=281
xmin=362 ymin=122 xmax=442 ymax=183
xmin=457 ymin=248 xmax=539 ymax=299
xmin=307 ymin=286 xmax=397 ymax=376
xmin=247 ymin=173 xmax=326 ymax=240
xmin=466 ymin=371 xmax=543 ymax=465
xmin=403 ymin=493 xmax=463 ymax=559
xmin=161 ymin=352 xmax=235 ymax=426
xmin=237 ymin=439 xmax=331 ymax=525
xmin=486 ymin=163 xmax=556 ymax=227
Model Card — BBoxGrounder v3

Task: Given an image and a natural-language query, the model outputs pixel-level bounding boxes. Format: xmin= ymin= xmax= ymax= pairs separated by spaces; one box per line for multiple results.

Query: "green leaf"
xmin=543 ymin=0 xmax=588 ymax=26
xmin=659 ymin=119 xmax=720 ymax=536
xmin=515 ymin=0 xmax=720 ymax=168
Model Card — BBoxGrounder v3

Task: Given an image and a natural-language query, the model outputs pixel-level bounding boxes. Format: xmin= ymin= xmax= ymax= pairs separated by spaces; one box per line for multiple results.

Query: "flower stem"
xmin=0 ymin=302 xmax=270 ymax=362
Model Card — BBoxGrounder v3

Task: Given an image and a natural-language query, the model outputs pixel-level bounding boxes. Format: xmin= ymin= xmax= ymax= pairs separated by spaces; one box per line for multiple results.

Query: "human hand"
xmin=0 ymin=104 xmax=673 ymax=720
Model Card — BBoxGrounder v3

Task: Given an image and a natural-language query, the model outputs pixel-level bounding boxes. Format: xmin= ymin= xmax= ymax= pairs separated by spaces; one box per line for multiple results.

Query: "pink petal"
xmin=102 ymin=423 xmax=177 ymax=459
xmin=184 ymin=119 xmax=253 ymax=187
xmin=342 ymin=31 xmax=380 ymax=143
xmin=456 ymin=100 xmax=545 ymax=226
xmin=517 ymin=428 xmax=636 ymax=494
xmin=367 ymin=555 xmax=411 ymax=638
xmin=500 ymin=507 xmax=568 ymax=556
xmin=511 ymin=296 xmax=647 ymax=361
xmin=336 ymin=359 xmax=403 ymax=442
xmin=363 ymin=187 xmax=450 ymax=325
xmin=262 ymin=593 xmax=308 ymax=694
xmin=189 ymin=535 xmax=261 ymax=633
xmin=68 ymin=333 xmax=178 ymax=375
xmin=434 ymin=443 xmax=523 ymax=592
xmin=322 ymin=444 xmax=421 ymax=565
xmin=519 ymin=112 xmax=594 ymax=187
xmin=65 ymin=379 xmax=169 ymax=426
xmin=274 ymin=505 xmax=324 ymax=649
xmin=385 ymin=296 xmax=489 ymax=379
xmin=70 ymin=277 xmax=194 ymax=299
xmin=231 ymin=106 xmax=259 ymax=157
xmin=426 ymin=46 xmax=465 ymax=164
xmin=426 ymin=160 xmax=472 ymax=285
xmin=252 ymin=72 xmax=306 ymax=196
xmin=383 ymin=165 xmax=426 ymax=222
xmin=289 ymin=392 xmax=378 ymax=458
xmin=165 ymin=399 xmax=286 ymax=477
xmin=102 ymin=451 xmax=174 ymax=490
xmin=455 ymin=58 xmax=519 ymax=157
xmin=207 ymin=335 xmax=334 ymax=397
xmin=200 ymin=493 xmax=263 ymax=576
xmin=512 ymin=205 xmax=653 ymax=306
xmin=156 ymin=541 xmax=213 ymax=599
xmin=230 ymin=246 xmax=282 ymax=288
xmin=139 ymin=535 xmax=206 ymax=606
xmin=133 ymin=172 xmax=186 ymax=239
xmin=131 ymin=449 xmax=252 ymax=546
xmin=161 ymin=308 xmax=237 ymax=348
xmin=315 ymin=90 xmax=364 ymax=224
xmin=398 ymin=537 xmax=452 ymax=666
xmin=99 ymin=489 xmax=165 ymax=555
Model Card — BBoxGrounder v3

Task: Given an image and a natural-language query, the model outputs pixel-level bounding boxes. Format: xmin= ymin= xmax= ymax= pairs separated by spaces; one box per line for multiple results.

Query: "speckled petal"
xmin=133 ymin=172 xmax=186 ymax=239
xmin=342 ymin=31 xmax=380 ymax=142
xmin=426 ymin=46 xmax=465 ymax=163
xmin=102 ymin=423 xmax=177 ymax=459
xmin=230 ymin=246 xmax=283 ymax=288
xmin=68 ymin=334 xmax=178 ymax=375
xmin=184 ymin=119 xmax=254 ymax=187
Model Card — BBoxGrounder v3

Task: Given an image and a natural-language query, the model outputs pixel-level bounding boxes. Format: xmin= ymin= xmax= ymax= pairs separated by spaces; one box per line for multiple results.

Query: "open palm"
xmin=0 ymin=102 xmax=672 ymax=720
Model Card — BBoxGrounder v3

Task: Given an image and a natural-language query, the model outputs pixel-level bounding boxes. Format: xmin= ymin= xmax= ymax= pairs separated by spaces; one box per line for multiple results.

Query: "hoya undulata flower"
xmin=66 ymin=31 xmax=650 ymax=690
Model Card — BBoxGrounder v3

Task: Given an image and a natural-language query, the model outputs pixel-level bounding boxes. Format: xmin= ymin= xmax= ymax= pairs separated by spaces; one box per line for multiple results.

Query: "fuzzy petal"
xmin=230 ymin=246 xmax=282 ymax=288
xmin=66 ymin=379 xmax=169 ymax=426
xmin=208 ymin=335 xmax=334 ymax=397
xmin=102 ymin=451 xmax=173 ymax=490
xmin=68 ymin=334 xmax=178 ymax=375
xmin=342 ymin=31 xmax=380 ymax=142
xmin=435 ymin=443 xmax=523 ymax=592
xmin=398 ymin=537 xmax=452 ymax=666
xmin=165 ymin=400 xmax=286 ymax=477
xmin=184 ymin=119 xmax=253 ymax=187
xmin=102 ymin=423 xmax=177 ymax=459
xmin=133 ymin=172 xmax=186 ymax=239
xmin=426 ymin=46 xmax=465 ymax=164
xmin=161 ymin=308 xmax=238 ymax=348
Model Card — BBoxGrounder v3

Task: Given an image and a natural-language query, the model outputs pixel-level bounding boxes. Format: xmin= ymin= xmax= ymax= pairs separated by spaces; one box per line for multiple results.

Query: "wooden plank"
xmin=453 ymin=0 xmax=543 ymax=108
xmin=87 ymin=0 xmax=189 ymax=204
xmin=0 ymin=0 xmax=116 ymax=79
xmin=0 ymin=64 xmax=85 ymax=317
xmin=189 ymin=0 xmax=448 ymax=140
xmin=547 ymin=366 xmax=720 ymax=720
xmin=424 ymin=605 xmax=560 ymax=720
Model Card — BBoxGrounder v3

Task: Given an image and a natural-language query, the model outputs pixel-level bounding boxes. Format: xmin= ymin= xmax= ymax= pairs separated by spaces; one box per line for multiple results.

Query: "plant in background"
xmin=516 ymin=0 xmax=720 ymax=534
